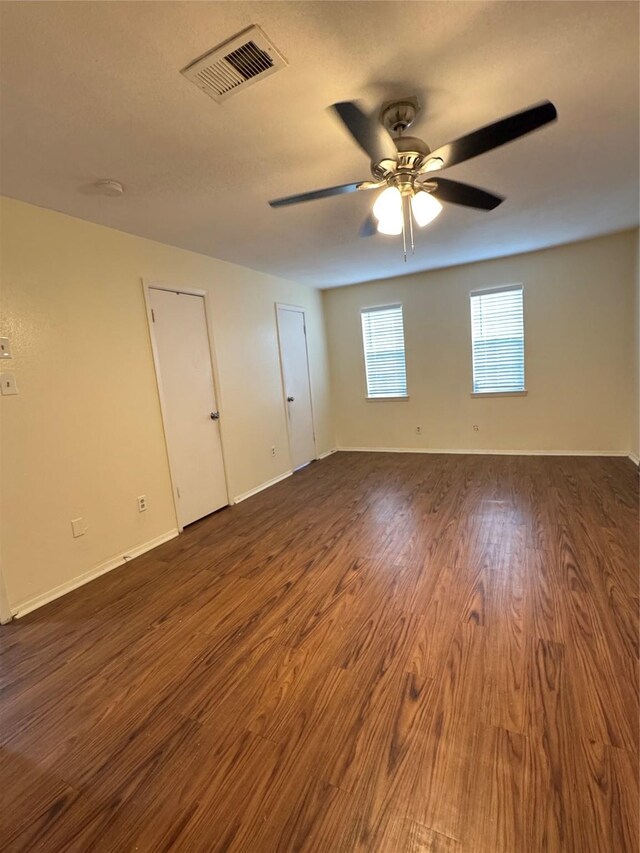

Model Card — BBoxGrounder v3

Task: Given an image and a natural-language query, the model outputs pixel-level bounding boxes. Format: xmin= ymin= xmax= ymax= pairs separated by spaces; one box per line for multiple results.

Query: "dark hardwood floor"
xmin=1 ymin=452 xmax=638 ymax=852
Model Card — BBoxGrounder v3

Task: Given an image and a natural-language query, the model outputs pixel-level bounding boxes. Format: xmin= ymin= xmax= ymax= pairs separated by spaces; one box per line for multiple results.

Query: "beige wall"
xmin=324 ymin=230 xmax=638 ymax=456
xmin=0 ymin=197 xmax=334 ymax=614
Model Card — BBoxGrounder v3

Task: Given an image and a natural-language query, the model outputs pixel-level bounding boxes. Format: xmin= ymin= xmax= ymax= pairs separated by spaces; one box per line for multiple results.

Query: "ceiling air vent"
xmin=181 ymin=25 xmax=286 ymax=103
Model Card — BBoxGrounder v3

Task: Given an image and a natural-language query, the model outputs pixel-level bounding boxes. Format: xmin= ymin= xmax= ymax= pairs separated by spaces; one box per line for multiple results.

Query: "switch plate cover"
xmin=0 ymin=373 xmax=18 ymax=395
xmin=71 ymin=518 xmax=87 ymax=538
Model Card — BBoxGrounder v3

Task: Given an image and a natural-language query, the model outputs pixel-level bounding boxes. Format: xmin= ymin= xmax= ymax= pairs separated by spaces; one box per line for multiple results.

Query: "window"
xmin=361 ymin=304 xmax=408 ymax=398
xmin=470 ymin=286 xmax=525 ymax=394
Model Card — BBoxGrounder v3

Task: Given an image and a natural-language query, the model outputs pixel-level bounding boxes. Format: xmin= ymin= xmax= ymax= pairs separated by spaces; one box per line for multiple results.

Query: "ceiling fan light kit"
xmin=371 ymin=184 xmax=442 ymax=254
xmin=269 ymin=97 xmax=557 ymax=260
xmin=372 ymin=186 xmax=401 ymax=230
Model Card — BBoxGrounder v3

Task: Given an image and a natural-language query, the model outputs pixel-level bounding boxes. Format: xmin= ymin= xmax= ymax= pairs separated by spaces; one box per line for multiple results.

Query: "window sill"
xmin=366 ymin=395 xmax=410 ymax=402
xmin=471 ymin=390 xmax=527 ymax=398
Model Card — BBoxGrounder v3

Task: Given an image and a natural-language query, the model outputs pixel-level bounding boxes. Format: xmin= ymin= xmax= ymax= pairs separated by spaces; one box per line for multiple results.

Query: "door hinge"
xmin=151 ymin=308 xmax=156 ymax=323
xmin=176 ymin=486 xmax=181 ymax=499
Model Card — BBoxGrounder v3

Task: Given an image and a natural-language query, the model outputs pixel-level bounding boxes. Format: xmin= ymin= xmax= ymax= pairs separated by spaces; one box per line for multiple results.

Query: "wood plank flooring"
xmin=1 ymin=452 xmax=638 ymax=852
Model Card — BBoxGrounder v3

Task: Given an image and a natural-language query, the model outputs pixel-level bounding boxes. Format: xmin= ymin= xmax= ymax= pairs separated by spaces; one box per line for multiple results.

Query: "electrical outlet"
xmin=71 ymin=518 xmax=87 ymax=538
xmin=0 ymin=372 xmax=18 ymax=395
xmin=137 ymin=495 xmax=147 ymax=512
xmin=473 ymin=424 xmax=479 ymax=431
xmin=415 ymin=426 xmax=422 ymax=434
xmin=0 ymin=337 xmax=11 ymax=358
xmin=271 ymin=446 xmax=276 ymax=457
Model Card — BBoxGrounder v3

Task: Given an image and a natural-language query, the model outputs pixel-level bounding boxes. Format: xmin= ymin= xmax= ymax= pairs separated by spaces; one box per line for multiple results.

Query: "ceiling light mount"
xmin=381 ymin=99 xmax=420 ymax=135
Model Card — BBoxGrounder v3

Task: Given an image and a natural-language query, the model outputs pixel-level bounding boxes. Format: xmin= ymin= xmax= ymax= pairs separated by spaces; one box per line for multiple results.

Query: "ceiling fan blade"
xmin=426 ymin=177 xmax=504 ymax=210
xmin=423 ymin=101 xmax=557 ymax=171
xmin=269 ymin=181 xmax=365 ymax=208
xmin=360 ymin=212 xmax=378 ymax=237
xmin=331 ymin=101 xmax=397 ymax=164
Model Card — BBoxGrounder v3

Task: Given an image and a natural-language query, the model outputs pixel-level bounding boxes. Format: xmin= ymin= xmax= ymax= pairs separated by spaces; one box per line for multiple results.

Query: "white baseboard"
xmin=629 ymin=453 xmax=639 ymax=465
xmin=232 ymin=470 xmax=293 ymax=504
xmin=317 ymin=448 xmax=338 ymax=460
xmin=11 ymin=528 xmax=179 ymax=620
xmin=233 ymin=452 xmax=337 ymax=503
xmin=337 ymin=446 xmax=631 ymax=458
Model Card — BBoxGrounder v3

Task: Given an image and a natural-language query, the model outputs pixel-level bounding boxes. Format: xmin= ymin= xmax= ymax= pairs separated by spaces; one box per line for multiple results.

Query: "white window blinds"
xmin=470 ymin=286 xmax=525 ymax=394
xmin=361 ymin=304 xmax=408 ymax=398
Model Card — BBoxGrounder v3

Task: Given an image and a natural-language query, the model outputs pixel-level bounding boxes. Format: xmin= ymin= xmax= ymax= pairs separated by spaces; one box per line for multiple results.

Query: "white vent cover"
xmin=181 ymin=25 xmax=286 ymax=103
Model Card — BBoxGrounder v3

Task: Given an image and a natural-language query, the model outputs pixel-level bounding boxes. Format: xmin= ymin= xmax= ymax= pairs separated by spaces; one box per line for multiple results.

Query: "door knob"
xmin=210 ymin=411 xmax=220 ymax=420
xmin=287 ymin=396 xmax=295 ymax=402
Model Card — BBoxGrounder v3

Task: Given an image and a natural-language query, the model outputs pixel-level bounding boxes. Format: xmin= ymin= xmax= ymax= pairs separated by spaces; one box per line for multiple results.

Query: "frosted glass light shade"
xmin=373 ymin=186 xmax=402 ymax=222
xmin=376 ymin=216 xmax=402 ymax=235
xmin=373 ymin=186 xmax=403 ymax=235
xmin=411 ymin=190 xmax=443 ymax=227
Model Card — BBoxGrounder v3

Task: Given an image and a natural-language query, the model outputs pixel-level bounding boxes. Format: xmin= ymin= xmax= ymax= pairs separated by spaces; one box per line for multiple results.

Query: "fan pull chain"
xmin=401 ymin=194 xmax=407 ymax=261
xmin=400 ymin=193 xmax=414 ymax=262
xmin=408 ymin=194 xmax=415 ymax=256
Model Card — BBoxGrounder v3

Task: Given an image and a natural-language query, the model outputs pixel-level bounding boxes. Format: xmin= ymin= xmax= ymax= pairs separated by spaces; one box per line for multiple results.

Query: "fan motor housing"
xmin=371 ymin=135 xmax=430 ymax=180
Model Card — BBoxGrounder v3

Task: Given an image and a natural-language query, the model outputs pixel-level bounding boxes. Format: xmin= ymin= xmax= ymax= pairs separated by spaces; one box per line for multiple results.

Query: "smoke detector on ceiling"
xmin=181 ymin=25 xmax=286 ymax=104
xmin=80 ymin=179 xmax=124 ymax=197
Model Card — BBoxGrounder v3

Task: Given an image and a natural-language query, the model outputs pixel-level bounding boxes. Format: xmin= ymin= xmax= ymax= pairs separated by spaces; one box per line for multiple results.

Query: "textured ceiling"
xmin=0 ymin=1 xmax=638 ymax=288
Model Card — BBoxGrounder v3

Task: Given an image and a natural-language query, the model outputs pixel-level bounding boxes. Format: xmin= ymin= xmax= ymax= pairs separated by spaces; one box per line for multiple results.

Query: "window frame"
xmin=360 ymin=302 xmax=409 ymax=401
xmin=469 ymin=284 xmax=527 ymax=397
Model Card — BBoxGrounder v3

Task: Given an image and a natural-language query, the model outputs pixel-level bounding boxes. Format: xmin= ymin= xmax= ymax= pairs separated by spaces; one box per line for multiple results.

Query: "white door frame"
xmin=275 ymin=303 xmax=317 ymax=469
xmin=142 ymin=279 xmax=231 ymax=532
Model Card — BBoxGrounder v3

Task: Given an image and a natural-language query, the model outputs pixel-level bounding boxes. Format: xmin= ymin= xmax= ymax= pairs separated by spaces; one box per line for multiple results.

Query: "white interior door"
xmin=149 ymin=288 xmax=228 ymax=526
xmin=277 ymin=306 xmax=316 ymax=470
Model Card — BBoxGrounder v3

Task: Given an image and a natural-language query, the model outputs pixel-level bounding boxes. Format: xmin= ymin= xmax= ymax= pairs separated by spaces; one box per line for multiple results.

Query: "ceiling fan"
xmin=268 ymin=98 xmax=557 ymax=258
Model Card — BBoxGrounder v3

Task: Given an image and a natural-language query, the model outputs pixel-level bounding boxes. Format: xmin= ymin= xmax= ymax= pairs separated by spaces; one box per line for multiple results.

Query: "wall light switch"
xmin=71 ymin=518 xmax=87 ymax=538
xmin=0 ymin=373 xmax=18 ymax=395
xmin=0 ymin=338 xmax=11 ymax=358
